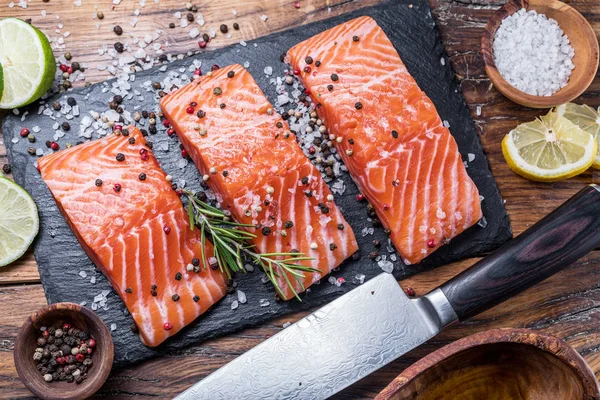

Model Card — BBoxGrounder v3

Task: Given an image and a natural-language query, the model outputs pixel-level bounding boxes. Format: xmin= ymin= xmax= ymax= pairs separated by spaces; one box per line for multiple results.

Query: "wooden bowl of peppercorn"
xmin=14 ymin=302 xmax=114 ymax=400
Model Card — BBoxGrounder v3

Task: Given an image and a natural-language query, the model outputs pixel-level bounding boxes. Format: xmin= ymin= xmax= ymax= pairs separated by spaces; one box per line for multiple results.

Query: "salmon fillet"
xmin=160 ymin=65 xmax=358 ymax=300
xmin=38 ymin=127 xmax=227 ymax=347
xmin=287 ymin=16 xmax=482 ymax=264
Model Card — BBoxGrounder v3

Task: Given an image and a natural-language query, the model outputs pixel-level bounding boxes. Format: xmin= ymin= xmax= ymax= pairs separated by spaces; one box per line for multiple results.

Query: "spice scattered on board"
xmin=33 ymin=322 xmax=96 ymax=384
xmin=493 ymin=9 xmax=575 ymax=97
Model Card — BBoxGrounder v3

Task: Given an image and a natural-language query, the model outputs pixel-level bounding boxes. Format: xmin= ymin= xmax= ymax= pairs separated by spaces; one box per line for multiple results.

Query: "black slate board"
xmin=3 ymin=0 xmax=511 ymax=366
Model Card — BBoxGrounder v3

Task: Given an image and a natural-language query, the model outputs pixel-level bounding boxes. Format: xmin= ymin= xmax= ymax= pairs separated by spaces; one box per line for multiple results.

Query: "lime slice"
xmin=502 ymin=111 xmax=597 ymax=182
xmin=0 ymin=18 xmax=56 ymax=109
xmin=0 ymin=176 xmax=39 ymax=266
xmin=555 ymin=103 xmax=600 ymax=169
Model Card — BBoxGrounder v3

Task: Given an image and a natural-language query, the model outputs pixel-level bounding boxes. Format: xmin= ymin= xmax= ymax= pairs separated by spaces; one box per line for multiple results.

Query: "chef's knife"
xmin=176 ymin=184 xmax=600 ymax=400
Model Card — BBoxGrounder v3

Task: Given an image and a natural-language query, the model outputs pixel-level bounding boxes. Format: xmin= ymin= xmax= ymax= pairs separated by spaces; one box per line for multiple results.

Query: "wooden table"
xmin=1 ymin=0 xmax=600 ymax=398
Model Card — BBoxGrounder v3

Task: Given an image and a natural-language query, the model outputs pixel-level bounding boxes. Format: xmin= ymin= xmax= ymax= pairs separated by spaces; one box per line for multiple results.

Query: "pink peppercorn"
xmin=356 ymin=193 xmax=365 ymax=202
xmin=50 ymin=142 xmax=59 ymax=150
xmin=113 ymin=124 xmax=123 ymax=132
xmin=163 ymin=226 xmax=171 ymax=235
xmin=198 ymin=41 xmax=207 ymax=49
xmin=113 ymin=183 xmax=122 ymax=192
xmin=186 ymin=106 xmax=194 ymax=114
xmin=427 ymin=239 xmax=436 ymax=248
xmin=75 ymin=353 xmax=85 ymax=362
xmin=193 ymin=68 xmax=202 ymax=76
xmin=141 ymin=152 xmax=149 ymax=161
xmin=406 ymin=287 xmax=416 ymax=296
xmin=383 ymin=204 xmax=390 ymax=211
xmin=67 ymin=67 xmax=74 ymax=74
xmin=56 ymin=357 xmax=65 ymax=365
xmin=20 ymin=128 xmax=30 ymax=137
xmin=294 ymin=1 xmax=300 ymax=8
xmin=308 ymin=146 xmax=316 ymax=154
xmin=293 ymin=69 xmax=300 ymax=75
xmin=163 ymin=322 xmax=173 ymax=330
xmin=181 ymin=149 xmax=188 ymax=158
xmin=303 ymin=66 xmax=311 ymax=73
xmin=211 ymin=64 xmax=220 ymax=71
xmin=87 ymin=339 xmax=96 ymax=348
xmin=59 ymin=64 xmax=69 ymax=72
xmin=162 ymin=119 xmax=170 ymax=128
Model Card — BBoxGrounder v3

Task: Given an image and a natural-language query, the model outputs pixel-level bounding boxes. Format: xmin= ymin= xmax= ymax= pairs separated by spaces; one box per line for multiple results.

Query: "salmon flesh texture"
xmin=38 ymin=127 xmax=227 ymax=347
xmin=160 ymin=65 xmax=358 ymax=300
xmin=287 ymin=16 xmax=483 ymax=264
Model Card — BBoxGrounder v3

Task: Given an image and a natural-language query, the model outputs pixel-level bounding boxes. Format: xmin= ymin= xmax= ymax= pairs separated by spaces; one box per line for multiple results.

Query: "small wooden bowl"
xmin=376 ymin=328 xmax=600 ymax=400
xmin=14 ymin=302 xmax=114 ymax=400
xmin=481 ymin=0 xmax=599 ymax=108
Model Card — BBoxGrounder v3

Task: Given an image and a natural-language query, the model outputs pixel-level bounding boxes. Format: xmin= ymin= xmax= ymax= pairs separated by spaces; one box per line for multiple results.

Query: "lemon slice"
xmin=0 ymin=176 xmax=39 ymax=266
xmin=0 ymin=18 xmax=56 ymax=109
xmin=502 ymin=111 xmax=597 ymax=182
xmin=555 ymin=103 xmax=600 ymax=169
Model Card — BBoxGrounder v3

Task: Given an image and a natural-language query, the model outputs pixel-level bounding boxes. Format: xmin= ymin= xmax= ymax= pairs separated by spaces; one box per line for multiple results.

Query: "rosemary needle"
xmin=184 ymin=190 xmax=317 ymax=301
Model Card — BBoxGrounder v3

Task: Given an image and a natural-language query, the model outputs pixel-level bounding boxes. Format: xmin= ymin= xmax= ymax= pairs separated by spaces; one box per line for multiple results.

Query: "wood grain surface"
xmin=2 ymin=0 xmax=600 ymax=398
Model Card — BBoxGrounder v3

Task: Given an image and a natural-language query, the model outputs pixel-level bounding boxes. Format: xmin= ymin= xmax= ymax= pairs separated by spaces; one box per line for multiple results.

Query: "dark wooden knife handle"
xmin=440 ymin=185 xmax=600 ymax=322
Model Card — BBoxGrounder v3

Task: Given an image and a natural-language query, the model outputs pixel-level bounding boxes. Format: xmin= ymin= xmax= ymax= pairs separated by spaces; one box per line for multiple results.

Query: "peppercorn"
xmin=220 ymin=24 xmax=228 ymax=33
xmin=113 ymin=183 xmax=122 ymax=192
xmin=261 ymin=227 xmax=272 ymax=236
xmin=171 ymin=293 xmax=180 ymax=302
xmin=327 ymin=84 xmax=333 ymax=91
xmin=392 ymin=130 xmax=398 ymax=138
xmin=355 ymin=102 xmax=363 ymax=110
xmin=187 ymin=13 xmax=194 ymax=22
xmin=330 ymin=73 xmax=339 ymax=81
xmin=276 ymin=121 xmax=283 ymax=129
xmin=71 ymin=61 xmax=81 ymax=71
xmin=52 ymin=101 xmax=61 ymax=111
xmin=66 ymin=97 xmax=77 ymax=106
xmin=193 ymin=295 xmax=200 ymax=302
xmin=114 ymin=42 xmax=124 ymax=53
xmin=305 ymin=56 xmax=313 ymax=64
xmin=2 ymin=164 xmax=11 ymax=174
xmin=227 ymin=70 xmax=235 ymax=78
xmin=97 ymin=11 xmax=104 ymax=19
xmin=169 ymin=22 xmax=175 ymax=29
xmin=203 ymin=33 xmax=210 ymax=42
xmin=213 ymin=87 xmax=222 ymax=96
xmin=329 ymin=243 xmax=338 ymax=251
xmin=315 ymin=60 xmax=321 ymax=67
xmin=116 ymin=153 xmax=125 ymax=162
xmin=353 ymin=35 xmax=359 ymax=42
xmin=113 ymin=25 xmax=123 ymax=35
xmin=27 ymin=134 xmax=36 ymax=143
xmin=233 ymin=22 xmax=239 ymax=30
xmin=284 ymin=221 xmax=294 ymax=229
xmin=175 ymin=272 xmax=182 ymax=281
xmin=60 ymin=121 xmax=71 ymax=132
xmin=220 ymin=103 xmax=226 ymax=109
xmin=113 ymin=95 xmax=123 ymax=104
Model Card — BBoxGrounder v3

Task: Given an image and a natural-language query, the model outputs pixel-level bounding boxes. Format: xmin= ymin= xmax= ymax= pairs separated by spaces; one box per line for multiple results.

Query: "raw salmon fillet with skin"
xmin=38 ymin=126 xmax=227 ymax=347
xmin=287 ymin=16 xmax=482 ymax=264
xmin=160 ymin=64 xmax=358 ymax=300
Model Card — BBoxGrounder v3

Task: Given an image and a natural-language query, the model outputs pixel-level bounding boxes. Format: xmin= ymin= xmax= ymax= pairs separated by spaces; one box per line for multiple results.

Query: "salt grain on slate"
xmin=378 ymin=260 xmax=394 ymax=273
xmin=354 ymin=274 xmax=366 ymax=284
xmin=231 ymin=300 xmax=239 ymax=310
xmin=237 ymin=290 xmax=247 ymax=304
xmin=493 ymin=9 xmax=574 ymax=96
xmin=259 ymin=299 xmax=270 ymax=307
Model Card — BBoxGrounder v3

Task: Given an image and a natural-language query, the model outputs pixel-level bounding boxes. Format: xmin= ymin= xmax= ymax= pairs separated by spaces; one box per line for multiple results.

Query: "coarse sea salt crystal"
xmin=354 ymin=273 xmax=366 ymax=284
xmin=259 ymin=299 xmax=270 ymax=307
xmin=110 ymin=323 xmax=117 ymax=331
xmin=282 ymin=322 xmax=291 ymax=328
xmin=79 ymin=271 xmax=87 ymax=278
xmin=237 ymin=290 xmax=247 ymax=304
xmin=493 ymin=9 xmax=575 ymax=96
xmin=231 ymin=300 xmax=239 ymax=310
xmin=378 ymin=260 xmax=394 ymax=273
xmin=468 ymin=153 xmax=475 ymax=162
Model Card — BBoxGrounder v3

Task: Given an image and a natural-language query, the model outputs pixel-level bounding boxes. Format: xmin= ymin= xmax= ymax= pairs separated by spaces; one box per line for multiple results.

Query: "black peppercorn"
xmin=114 ymin=42 xmax=124 ymax=53
xmin=113 ymin=25 xmax=123 ymax=35
xmin=327 ymin=84 xmax=333 ymax=91
xmin=172 ymin=294 xmax=180 ymax=302
xmin=175 ymin=272 xmax=182 ymax=281
xmin=261 ymin=227 xmax=271 ymax=236
xmin=138 ymin=173 xmax=146 ymax=181
xmin=355 ymin=102 xmax=363 ymax=110
xmin=305 ymin=56 xmax=313 ymax=64
xmin=284 ymin=221 xmax=294 ymax=229
xmin=353 ymin=35 xmax=359 ymax=42
xmin=227 ymin=70 xmax=235 ymax=78
xmin=95 ymin=179 xmax=103 ymax=187
xmin=186 ymin=13 xmax=194 ymax=22
xmin=61 ymin=122 xmax=70 ymax=131
xmin=67 ymin=97 xmax=77 ymax=106
xmin=169 ymin=22 xmax=175 ymax=29
xmin=330 ymin=73 xmax=339 ymax=81
xmin=2 ymin=164 xmax=11 ymax=174
xmin=233 ymin=22 xmax=239 ymax=30
xmin=220 ymin=24 xmax=228 ymax=33
xmin=392 ymin=130 xmax=398 ymax=138
xmin=116 ymin=153 xmax=125 ymax=162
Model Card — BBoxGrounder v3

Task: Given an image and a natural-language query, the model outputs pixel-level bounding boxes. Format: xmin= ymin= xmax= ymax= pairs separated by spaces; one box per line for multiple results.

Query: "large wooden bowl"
xmin=481 ymin=0 xmax=599 ymax=108
xmin=376 ymin=328 xmax=600 ymax=400
xmin=14 ymin=302 xmax=114 ymax=400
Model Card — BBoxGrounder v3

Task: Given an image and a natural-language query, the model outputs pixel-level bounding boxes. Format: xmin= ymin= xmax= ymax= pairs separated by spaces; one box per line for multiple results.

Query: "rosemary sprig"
xmin=184 ymin=190 xmax=317 ymax=301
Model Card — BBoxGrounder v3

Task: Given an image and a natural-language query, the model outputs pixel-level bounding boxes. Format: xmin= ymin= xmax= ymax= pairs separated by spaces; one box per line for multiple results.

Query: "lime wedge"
xmin=0 ymin=18 xmax=56 ymax=109
xmin=0 ymin=176 xmax=39 ymax=266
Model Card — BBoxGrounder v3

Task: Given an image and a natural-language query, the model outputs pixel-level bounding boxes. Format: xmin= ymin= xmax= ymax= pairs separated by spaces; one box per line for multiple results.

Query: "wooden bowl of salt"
xmin=481 ymin=0 xmax=598 ymax=108
xmin=376 ymin=328 xmax=600 ymax=400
